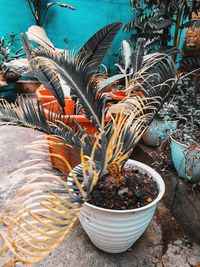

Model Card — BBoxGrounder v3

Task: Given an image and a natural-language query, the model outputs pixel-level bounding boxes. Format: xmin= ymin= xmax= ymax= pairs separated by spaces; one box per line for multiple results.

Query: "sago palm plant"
xmin=0 ymin=24 xmax=178 ymax=265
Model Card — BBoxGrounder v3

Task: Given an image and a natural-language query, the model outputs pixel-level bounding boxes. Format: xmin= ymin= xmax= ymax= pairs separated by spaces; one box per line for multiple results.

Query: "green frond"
xmin=30 ymin=59 xmax=65 ymax=109
xmin=90 ymin=95 xmax=163 ymax=177
xmin=31 ymin=55 xmax=107 ymax=129
xmin=0 ymin=96 xmax=94 ymax=156
xmin=21 ymin=23 xmax=122 ymax=129
xmin=78 ymin=22 xmax=122 ymax=76
xmin=98 ymin=49 xmax=177 ymax=98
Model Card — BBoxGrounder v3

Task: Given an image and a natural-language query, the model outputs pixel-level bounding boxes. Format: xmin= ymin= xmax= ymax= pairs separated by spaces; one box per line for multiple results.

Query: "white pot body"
xmin=171 ymin=137 xmax=200 ymax=182
xmin=79 ymin=160 xmax=165 ymax=253
xmin=142 ymin=119 xmax=178 ymax=147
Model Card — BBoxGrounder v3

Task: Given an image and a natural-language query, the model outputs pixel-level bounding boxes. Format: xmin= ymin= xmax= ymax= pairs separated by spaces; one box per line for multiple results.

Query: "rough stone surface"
xmin=0 ymin=126 xmax=200 ymax=267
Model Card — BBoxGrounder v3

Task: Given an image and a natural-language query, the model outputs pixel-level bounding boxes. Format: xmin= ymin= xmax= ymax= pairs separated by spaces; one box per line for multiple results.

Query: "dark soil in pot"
xmin=172 ymin=131 xmax=200 ymax=148
xmin=88 ymin=166 xmax=159 ymax=210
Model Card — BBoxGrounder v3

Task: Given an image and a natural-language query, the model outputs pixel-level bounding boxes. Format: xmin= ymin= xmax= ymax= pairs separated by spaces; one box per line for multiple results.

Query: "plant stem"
xmin=41 ymin=6 xmax=49 ymax=26
xmin=36 ymin=0 xmax=42 ymax=26
xmin=174 ymin=10 xmax=182 ymax=49
xmin=27 ymin=0 xmax=38 ymax=25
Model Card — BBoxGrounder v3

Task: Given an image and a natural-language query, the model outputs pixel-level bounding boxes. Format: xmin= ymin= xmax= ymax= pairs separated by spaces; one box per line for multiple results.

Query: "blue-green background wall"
xmin=0 ymin=0 xmax=132 ymax=53
xmin=0 ymin=0 xmax=186 ymax=68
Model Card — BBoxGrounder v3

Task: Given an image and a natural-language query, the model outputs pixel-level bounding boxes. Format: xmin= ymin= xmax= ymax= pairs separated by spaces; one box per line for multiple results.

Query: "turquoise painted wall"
xmin=0 ymin=0 xmax=185 ymax=68
xmin=0 ymin=0 xmax=132 ymax=55
xmin=0 ymin=0 xmax=35 ymax=51
xmin=45 ymin=0 xmax=131 ymax=51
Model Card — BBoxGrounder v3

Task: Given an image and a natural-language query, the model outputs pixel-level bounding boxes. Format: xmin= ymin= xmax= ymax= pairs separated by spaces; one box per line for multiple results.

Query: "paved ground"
xmin=0 ymin=126 xmax=200 ymax=267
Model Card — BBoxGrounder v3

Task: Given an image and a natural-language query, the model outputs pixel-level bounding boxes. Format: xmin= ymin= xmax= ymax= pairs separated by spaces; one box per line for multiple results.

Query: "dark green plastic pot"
xmin=0 ymin=83 xmax=18 ymax=102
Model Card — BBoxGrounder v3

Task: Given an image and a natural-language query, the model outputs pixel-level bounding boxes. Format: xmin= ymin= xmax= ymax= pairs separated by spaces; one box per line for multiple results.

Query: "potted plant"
xmin=0 ymin=27 xmax=177 ymax=264
xmin=142 ymin=74 xmax=200 ymax=147
xmin=0 ymin=33 xmax=24 ymax=102
xmin=170 ymin=83 xmax=200 ymax=182
xmin=97 ymin=38 xmax=180 ymax=148
xmin=171 ymin=124 xmax=200 ymax=183
xmin=0 ymin=95 xmax=167 ymax=264
xmin=78 ymin=159 xmax=165 ymax=253
xmin=168 ymin=76 xmax=200 ymax=182
xmin=97 ymin=38 xmax=178 ymax=100
xmin=142 ymin=101 xmax=179 ymax=146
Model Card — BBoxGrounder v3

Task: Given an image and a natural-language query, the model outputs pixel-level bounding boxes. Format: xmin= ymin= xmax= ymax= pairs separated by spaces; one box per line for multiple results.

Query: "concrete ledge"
xmin=131 ymin=144 xmax=200 ymax=244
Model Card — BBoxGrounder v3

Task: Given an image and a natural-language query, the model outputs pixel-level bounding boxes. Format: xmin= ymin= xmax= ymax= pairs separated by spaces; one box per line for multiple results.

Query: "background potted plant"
xmin=142 ymin=101 xmax=179 ymax=147
xmin=170 ymin=81 xmax=200 ymax=182
xmin=0 ymin=25 xmax=177 ymax=264
xmin=142 ymin=74 xmax=200 ymax=147
xmin=124 ymin=0 xmax=200 ymax=55
xmin=171 ymin=123 xmax=200 ymax=183
xmin=97 ymin=38 xmax=180 ymax=147
xmin=0 ymin=33 xmax=24 ymax=101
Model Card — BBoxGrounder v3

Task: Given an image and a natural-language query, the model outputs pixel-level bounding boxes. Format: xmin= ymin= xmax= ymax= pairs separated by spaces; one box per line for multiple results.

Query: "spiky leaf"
xmin=78 ymin=22 xmax=122 ymax=77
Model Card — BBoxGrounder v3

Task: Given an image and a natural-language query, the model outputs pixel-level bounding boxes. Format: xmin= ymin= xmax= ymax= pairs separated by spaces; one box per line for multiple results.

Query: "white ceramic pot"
xmin=142 ymin=119 xmax=178 ymax=147
xmin=79 ymin=160 xmax=165 ymax=253
xmin=171 ymin=137 xmax=200 ymax=183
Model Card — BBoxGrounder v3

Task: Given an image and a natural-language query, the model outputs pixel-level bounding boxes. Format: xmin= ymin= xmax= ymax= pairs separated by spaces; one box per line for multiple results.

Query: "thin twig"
xmin=27 ymin=0 xmax=38 ymax=24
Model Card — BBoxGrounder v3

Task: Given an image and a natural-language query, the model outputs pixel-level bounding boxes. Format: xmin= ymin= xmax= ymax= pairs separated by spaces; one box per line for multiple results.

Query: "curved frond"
xmin=104 ymin=96 xmax=161 ymax=165
xmin=31 ymin=60 xmax=65 ymax=109
xmin=21 ymin=34 xmax=65 ymax=107
xmin=26 ymin=26 xmax=55 ymax=50
xmin=131 ymin=38 xmax=146 ymax=73
xmin=0 ymin=142 xmax=84 ymax=265
xmin=78 ymin=22 xmax=122 ymax=76
xmin=31 ymin=56 xmax=107 ymax=129
xmin=0 ymin=96 xmax=93 ymax=155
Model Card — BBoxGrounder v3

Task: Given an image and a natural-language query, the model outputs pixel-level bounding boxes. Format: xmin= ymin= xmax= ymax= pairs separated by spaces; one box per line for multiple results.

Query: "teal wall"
xmin=0 ymin=0 xmax=185 ymax=68
xmin=0 ymin=0 xmax=132 ymax=55
xmin=0 ymin=0 xmax=35 ymax=50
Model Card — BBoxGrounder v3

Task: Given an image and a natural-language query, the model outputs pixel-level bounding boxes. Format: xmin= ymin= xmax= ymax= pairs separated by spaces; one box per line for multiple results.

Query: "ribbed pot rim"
xmin=170 ymin=136 xmax=189 ymax=149
xmin=84 ymin=159 xmax=165 ymax=214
